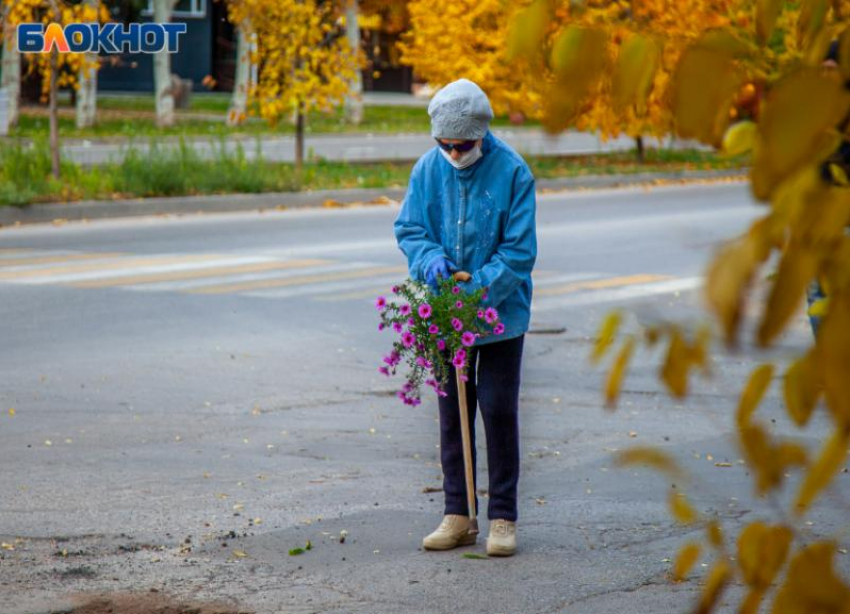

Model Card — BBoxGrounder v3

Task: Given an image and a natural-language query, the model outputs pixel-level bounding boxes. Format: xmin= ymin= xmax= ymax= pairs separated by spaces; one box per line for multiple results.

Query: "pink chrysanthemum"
xmin=451 ymin=318 xmax=463 ymax=332
xmin=461 ymin=331 xmax=476 ymax=347
xmin=399 ymin=303 xmax=411 ymax=316
xmin=375 ymin=296 xmax=387 ymax=310
xmin=418 ymin=303 xmax=432 ymax=319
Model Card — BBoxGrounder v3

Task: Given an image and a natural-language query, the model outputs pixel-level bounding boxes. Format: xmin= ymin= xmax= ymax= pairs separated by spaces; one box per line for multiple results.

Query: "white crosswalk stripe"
xmin=0 ymin=248 xmax=701 ymax=310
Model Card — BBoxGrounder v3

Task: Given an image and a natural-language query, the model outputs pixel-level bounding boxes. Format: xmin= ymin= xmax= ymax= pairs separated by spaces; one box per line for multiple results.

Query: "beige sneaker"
xmin=422 ymin=514 xmax=477 ymax=550
xmin=486 ymin=519 xmax=517 ymax=556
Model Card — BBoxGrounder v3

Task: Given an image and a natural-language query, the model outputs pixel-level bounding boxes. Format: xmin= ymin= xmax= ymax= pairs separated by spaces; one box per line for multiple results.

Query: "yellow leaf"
xmin=839 ymin=29 xmax=850 ymax=82
xmin=722 ymin=121 xmax=757 ymax=157
xmin=506 ymin=0 xmax=550 ymax=61
xmin=591 ymin=310 xmax=622 ymax=364
xmin=772 ymin=542 xmax=850 ymax=613
xmin=795 ymin=428 xmax=850 ymax=515
xmin=672 ymin=42 xmax=743 ymax=147
xmin=757 ymin=247 xmax=817 ymax=347
xmin=545 ymin=26 xmax=607 ymax=129
xmin=815 ymin=295 xmax=850 ymax=424
xmin=740 ymin=588 xmax=767 ymax=614
xmin=605 ymin=336 xmax=635 ymax=410
xmin=752 ymin=67 xmax=850 ymax=200
xmin=740 ymin=424 xmax=807 ymax=494
xmin=706 ymin=521 xmax=724 ymax=549
xmin=695 ymin=561 xmax=731 ymax=614
xmin=613 ymin=34 xmax=658 ymax=114
xmin=705 ymin=218 xmax=771 ymax=345
xmin=737 ymin=522 xmax=792 ymax=589
xmin=8 ymin=408 xmax=14 ymax=417
xmin=783 ymin=351 xmax=822 ymax=427
xmin=668 ymin=491 xmax=698 ymax=525
xmin=797 ymin=0 xmax=829 ymax=51
xmin=756 ymin=0 xmax=784 ymax=45
xmin=661 ymin=328 xmax=689 ymax=398
xmin=673 ymin=542 xmax=701 ymax=581
xmin=232 ymin=549 xmax=248 ymax=558
xmin=614 ymin=447 xmax=683 ymax=478
xmin=736 ymin=364 xmax=775 ymax=427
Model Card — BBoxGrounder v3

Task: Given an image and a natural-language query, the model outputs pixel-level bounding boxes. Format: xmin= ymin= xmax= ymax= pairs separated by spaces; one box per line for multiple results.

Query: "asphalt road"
xmin=0 ymin=181 xmax=843 ymax=614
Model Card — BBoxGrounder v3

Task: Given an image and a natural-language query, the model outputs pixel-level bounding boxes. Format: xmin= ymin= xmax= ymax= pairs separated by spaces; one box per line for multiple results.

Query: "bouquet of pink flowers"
xmin=376 ymin=277 xmax=504 ymax=405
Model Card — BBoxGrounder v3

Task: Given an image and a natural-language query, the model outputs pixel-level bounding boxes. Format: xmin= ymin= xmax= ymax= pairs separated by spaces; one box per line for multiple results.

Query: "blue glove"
xmin=425 ymin=256 xmax=454 ymax=291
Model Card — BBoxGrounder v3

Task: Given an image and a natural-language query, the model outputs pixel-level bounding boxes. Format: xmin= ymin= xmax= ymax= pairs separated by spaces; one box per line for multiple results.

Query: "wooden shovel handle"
xmin=452 ymin=271 xmax=471 ymax=282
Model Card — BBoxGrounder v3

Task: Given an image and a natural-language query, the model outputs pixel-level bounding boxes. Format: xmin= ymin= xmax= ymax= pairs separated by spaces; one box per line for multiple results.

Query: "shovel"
xmin=452 ymin=271 xmax=478 ymax=537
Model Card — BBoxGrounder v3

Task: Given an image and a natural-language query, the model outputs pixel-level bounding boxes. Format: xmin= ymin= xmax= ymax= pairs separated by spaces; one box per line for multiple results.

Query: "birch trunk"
xmin=1 ymin=27 xmax=21 ymax=129
xmin=152 ymin=0 xmax=176 ymax=127
xmin=343 ymin=0 xmax=363 ymax=125
xmin=227 ymin=22 xmax=252 ymax=126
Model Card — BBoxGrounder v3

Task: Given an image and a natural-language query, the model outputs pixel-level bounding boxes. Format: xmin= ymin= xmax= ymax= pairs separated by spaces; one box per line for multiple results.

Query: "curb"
xmin=0 ymin=169 xmax=747 ymax=227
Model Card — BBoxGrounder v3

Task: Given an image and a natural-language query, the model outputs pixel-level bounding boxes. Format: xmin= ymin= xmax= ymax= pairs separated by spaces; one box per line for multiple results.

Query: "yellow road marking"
xmin=0 ymin=252 xmax=125 ymax=268
xmin=535 ymin=274 xmax=671 ymax=297
xmin=188 ymin=265 xmax=408 ymax=295
xmin=70 ymin=259 xmax=331 ymax=288
xmin=0 ymin=254 xmax=223 ymax=281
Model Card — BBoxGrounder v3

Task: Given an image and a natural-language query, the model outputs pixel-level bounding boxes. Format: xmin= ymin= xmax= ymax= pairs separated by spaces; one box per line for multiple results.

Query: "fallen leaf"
xmin=8 ymin=408 xmax=14 ymax=417
xmin=232 ymin=550 xmax=248 ymax=559
xmin=462 ymin=553 xmax=489 ymax=560
xmin=289 ymin=547 xmax=305 ymax=556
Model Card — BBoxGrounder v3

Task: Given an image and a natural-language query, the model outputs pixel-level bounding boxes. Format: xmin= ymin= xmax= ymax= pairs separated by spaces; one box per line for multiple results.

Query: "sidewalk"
xmin=0 ymin=168 xmax=747 ymax=226
xmin=53 ymin=129 xmax=703 ymax=166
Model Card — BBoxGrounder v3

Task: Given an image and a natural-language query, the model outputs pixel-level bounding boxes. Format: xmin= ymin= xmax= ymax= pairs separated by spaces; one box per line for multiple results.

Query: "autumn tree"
xmin=227 ymin=0 xmax=359 ymax=171
xmin=398 ymin=0 xmax=533 ymax=117
xmin=2 ymin=0 xmax=105 ymax=176
xmin=514 ymin=1 xmax=850 ymax=613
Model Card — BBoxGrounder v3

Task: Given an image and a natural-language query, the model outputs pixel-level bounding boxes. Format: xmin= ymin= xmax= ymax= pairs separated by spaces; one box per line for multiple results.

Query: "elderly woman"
xmin=394 ymin=79 xmax=537 ymax=556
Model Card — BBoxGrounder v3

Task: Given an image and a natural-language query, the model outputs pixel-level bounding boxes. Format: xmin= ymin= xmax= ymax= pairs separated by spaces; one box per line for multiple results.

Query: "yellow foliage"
xmin=771 ymin=542 xmax=850 ymax=614
xmin=673 ymin=542 xmax=701 ymax=581
xmin=696 ymin=561 xmax=731 ymax=614
xmin=604 ymin=336 xmax=635 ymax=409
xmin=590 ymin=310 xmax=622 ymax=364
xmin=794 ymin=427 xmax=850 ymax=514
xmin=614 ymin=446 xmax=683 ymax=478
xmin=737 ymin=522 xmax=793 ymax=589
xmin=1 ymin=0 xmax=108 ymax=101
xmin=783 ymin=350 xmax=822 ymax=427
xmin=736 ymin=364 xmax=775 ymax=427
xmin=668 ymin=491 xmax=698 ymax=524
xmin=740 ymin=422 xmax=808 ymax=494
xmin=227 ymin=0 xmax=358 ymax=123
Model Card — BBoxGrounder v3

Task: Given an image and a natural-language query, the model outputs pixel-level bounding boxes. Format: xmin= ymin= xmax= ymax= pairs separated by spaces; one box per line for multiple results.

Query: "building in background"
xmin=97 ymin=0 xmax=412 ymax=94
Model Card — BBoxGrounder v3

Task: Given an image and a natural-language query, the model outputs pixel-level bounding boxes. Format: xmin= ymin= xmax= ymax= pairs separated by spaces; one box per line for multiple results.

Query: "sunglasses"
xmin=435 ymin=139 xmax=478 ymax=153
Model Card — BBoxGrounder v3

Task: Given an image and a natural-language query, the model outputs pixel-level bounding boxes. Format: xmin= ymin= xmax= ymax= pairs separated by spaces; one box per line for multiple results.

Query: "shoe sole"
xmin=486 ymin=541 xmax=516 ymax=557
xmin=422 ymin=532 xmax=478 ymax=551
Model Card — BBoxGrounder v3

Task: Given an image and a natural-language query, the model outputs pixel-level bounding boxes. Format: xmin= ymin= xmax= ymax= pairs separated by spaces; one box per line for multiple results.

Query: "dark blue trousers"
xmin=438 ymin=334 xmax=524 ymax=522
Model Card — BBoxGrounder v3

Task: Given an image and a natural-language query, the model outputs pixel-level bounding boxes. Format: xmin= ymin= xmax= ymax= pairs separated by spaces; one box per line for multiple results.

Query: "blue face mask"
xmin=439 ymin=144 xmax=483 ymax=169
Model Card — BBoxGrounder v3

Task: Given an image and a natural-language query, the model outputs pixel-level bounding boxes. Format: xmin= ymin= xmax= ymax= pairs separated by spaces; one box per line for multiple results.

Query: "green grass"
xmin=0 ymin=140 xmax=743 ymax=207
xmin=11 ymin=101 xmax=533 ymax=139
